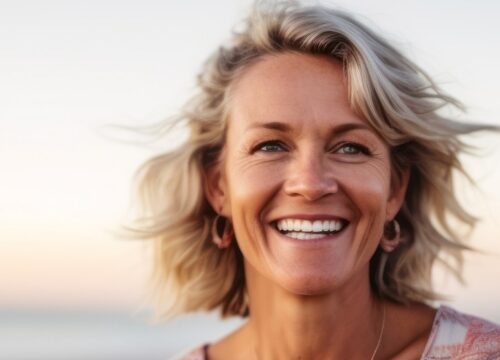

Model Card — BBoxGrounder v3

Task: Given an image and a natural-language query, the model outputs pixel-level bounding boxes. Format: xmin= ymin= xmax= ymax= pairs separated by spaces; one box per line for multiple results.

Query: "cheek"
xmin=333 ymin=165 xmax=391 ymax=270
xmin=338 ymin=161 xmax=391 ymax=212
xmin=339 ymin=163 xmax=391 ymax=251
xmin=226 ymin=157 xmax=285 ymax=213
xmin=230 ymin=166 xmax=279 ymax=201
xmin=224 ymin=158 xmax=285 ymax=255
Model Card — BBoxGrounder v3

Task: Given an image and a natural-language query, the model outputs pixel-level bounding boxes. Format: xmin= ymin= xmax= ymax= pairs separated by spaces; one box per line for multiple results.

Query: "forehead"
xmin=228 ymin=52 xmax=365 ymax=132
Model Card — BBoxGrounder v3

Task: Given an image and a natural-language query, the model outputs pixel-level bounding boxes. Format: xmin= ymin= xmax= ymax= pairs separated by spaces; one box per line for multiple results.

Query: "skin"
xmin=205 ymin=52 xmax=436 ymax=360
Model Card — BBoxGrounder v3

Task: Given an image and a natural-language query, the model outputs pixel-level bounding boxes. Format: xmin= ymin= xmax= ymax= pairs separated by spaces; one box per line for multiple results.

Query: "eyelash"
xmin=254 ymin=140 xmax=287 ymax=153
xmin=335 ymin=142 xmax=371 ymax=155
xmin=253 ymin=140 xmax=371 ymax=155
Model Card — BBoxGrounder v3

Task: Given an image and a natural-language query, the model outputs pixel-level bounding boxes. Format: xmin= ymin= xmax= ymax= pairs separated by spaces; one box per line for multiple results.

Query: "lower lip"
xmin=271 ymin=224 xmax=348 ymax=246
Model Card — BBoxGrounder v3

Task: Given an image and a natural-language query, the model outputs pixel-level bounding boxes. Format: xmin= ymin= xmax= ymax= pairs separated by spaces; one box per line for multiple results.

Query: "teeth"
xmin=287 ymin=232 xmax=328 ymax=240
xmin=312 ymin=221 xmax=322 ymax=232
xmin=276 ymin=219 xmax=344 ymax=233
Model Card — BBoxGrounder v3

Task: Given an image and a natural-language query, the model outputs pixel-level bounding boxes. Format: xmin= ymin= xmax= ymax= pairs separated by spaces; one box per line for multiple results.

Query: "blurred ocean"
xmin=0 ymin=309 xmax=243 ymax=360
xmin=2 ymin=305 xmax=499 ymax=360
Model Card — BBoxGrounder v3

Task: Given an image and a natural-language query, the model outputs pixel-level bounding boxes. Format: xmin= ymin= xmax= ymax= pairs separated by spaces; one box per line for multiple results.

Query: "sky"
xmin=1 ymin=0 xmax=500 ymax=321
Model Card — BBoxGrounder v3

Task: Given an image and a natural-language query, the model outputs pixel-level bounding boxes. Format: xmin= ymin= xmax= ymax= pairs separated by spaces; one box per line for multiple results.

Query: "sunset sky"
xmin=1 ymin=0 xmax=500 ymax=321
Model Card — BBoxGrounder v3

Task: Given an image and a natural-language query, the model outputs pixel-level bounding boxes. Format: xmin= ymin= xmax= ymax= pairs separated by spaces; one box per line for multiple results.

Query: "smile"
xmin=274 ymin=218 xmax=348 ymax=240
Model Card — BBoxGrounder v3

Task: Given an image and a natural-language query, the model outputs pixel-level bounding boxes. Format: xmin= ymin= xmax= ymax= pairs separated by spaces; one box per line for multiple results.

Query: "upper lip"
xmin=271 ymin=214 xmax=349 ymax=222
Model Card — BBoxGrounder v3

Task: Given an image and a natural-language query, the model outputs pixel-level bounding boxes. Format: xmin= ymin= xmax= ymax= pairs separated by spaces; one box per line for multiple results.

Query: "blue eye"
xmin=336 ymin=143 xmax=370 ymax=155
xmin=256 ymin=141 xmax=286 ymax=152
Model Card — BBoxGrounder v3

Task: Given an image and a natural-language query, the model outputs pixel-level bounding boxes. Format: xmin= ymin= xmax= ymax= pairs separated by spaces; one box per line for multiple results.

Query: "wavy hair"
xmin=131 ymin=1 xmax=498 ymax=319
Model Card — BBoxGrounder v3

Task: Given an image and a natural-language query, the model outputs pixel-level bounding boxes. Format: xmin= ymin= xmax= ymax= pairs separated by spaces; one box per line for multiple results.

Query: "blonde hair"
xmin=131 ymin=1 xmax=498 ymax=319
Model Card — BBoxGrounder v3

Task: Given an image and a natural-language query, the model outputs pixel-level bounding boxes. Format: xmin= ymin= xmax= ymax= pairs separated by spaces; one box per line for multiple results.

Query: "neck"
xmin=243 ymin=263 xmax=384 ymax=360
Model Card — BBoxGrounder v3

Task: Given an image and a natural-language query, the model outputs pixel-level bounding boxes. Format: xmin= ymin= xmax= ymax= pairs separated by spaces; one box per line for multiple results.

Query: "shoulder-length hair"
xmin=131 ymin=1 xmax=497 ymax=319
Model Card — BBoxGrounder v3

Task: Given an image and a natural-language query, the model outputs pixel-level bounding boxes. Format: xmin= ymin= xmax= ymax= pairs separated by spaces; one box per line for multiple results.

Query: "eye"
xmin=254 ymin=140 xmax=286 ymax=153
xmin=336 ymin=142 xmax=370 ymax=155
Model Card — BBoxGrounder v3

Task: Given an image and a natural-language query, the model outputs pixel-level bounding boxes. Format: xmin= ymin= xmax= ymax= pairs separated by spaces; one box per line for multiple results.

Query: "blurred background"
xmin=1 ymin=0 xmax=499 ymax=359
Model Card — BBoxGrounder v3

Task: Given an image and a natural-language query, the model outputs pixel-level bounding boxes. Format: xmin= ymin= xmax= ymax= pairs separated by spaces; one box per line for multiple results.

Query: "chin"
xmin=275 ymin=271 xmax=342 ymax=297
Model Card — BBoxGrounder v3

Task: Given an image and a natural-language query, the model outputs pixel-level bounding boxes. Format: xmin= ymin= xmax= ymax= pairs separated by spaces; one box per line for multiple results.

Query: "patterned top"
xmin=172 ymin=306 xmax=500 ymax=360
xmin=421 ymin=306 xmax=500 ymax=359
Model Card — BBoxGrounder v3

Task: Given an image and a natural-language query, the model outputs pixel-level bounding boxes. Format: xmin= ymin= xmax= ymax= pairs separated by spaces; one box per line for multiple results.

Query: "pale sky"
xmin=1 ymin=0 xmax=500 ymax=320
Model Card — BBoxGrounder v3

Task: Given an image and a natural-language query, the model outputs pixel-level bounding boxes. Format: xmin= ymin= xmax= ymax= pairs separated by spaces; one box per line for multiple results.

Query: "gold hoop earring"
xmin=211 ymin=215 xmax=233 ymax=249
xmin=381 ymin=219 xmax=401 ymax=253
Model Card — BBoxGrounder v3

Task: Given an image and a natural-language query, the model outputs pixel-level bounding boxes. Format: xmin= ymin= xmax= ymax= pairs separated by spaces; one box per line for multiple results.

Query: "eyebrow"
xmin=246 ymin=121 xmax=374 ymax=136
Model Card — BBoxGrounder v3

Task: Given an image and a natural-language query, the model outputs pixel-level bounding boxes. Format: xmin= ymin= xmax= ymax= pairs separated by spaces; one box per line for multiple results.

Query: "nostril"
xmin=282 ymin=155 xmax=339 ymax=200
xmin=283 ymin=177 xmax=339 ymax=201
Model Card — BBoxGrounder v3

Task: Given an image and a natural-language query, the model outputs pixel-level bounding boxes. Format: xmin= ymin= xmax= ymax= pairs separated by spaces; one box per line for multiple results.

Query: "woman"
xmin=132 ymin=2 xmax=500 ymax=359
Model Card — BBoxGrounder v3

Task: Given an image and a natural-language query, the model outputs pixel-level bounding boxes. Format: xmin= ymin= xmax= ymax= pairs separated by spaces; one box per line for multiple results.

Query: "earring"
xmin=380 ymin=219 xmax=401 ymax=253
xmin=211 ymin=215 xmax=234 ymax=249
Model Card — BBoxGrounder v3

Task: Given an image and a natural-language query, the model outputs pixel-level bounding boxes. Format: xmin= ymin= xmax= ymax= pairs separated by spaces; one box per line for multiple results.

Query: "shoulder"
xmin=168 ymin=344 xmax=208 ymax=360
xmin=422 ymin=305 xmax=500 ymax=359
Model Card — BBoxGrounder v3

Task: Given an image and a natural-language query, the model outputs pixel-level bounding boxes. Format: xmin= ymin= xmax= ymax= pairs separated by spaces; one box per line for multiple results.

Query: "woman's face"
xmin=207 ymin=52 xmax=407 ymax=295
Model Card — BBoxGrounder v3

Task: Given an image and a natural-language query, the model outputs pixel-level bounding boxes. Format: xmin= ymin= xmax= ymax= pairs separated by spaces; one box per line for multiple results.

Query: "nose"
xmin=283 ymin=151 xmax=339 ymax=201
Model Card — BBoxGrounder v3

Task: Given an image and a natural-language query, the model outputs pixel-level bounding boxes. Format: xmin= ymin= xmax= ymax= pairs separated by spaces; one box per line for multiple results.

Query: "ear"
xmin=386 ymin=166 xmax=410 ymax=220
xmin=203 ymin=162 xmax=230 ymax=217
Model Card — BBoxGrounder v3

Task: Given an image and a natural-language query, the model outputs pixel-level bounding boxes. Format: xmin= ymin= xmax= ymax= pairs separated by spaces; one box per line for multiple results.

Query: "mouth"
xmin=272 ymin=218 xmax=349 ymax=240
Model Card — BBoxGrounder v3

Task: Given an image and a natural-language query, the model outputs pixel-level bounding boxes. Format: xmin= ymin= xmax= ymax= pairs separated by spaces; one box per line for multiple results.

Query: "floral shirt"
xmin=173 ymin=306 xmax=500 ymax=359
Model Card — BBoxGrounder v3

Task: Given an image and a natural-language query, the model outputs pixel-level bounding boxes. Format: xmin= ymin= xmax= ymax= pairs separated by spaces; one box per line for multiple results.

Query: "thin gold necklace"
xmin=249 ymin=302 xmax=387 ymax=360
xmin=370 ymin=301 xmax=386 ymax=360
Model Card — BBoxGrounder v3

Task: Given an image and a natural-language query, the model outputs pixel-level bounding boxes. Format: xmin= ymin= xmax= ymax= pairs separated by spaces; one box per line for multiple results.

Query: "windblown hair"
xmin=132 ymin=1 xmax=497 ymax=319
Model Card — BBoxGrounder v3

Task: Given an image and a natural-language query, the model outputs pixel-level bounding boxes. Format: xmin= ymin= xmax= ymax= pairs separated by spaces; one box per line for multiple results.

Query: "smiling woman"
xmin=211 ymin=53 xmax=404 ymax=301
xmin=130 ymin=1 xmax=500 ymax=359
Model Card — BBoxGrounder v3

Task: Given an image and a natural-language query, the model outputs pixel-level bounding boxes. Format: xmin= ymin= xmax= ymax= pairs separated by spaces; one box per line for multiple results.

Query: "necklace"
xmin=370 ymin=301 xmax=386 ymax=360
xmin=248 ymin=302 xmax=387 ymax=360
